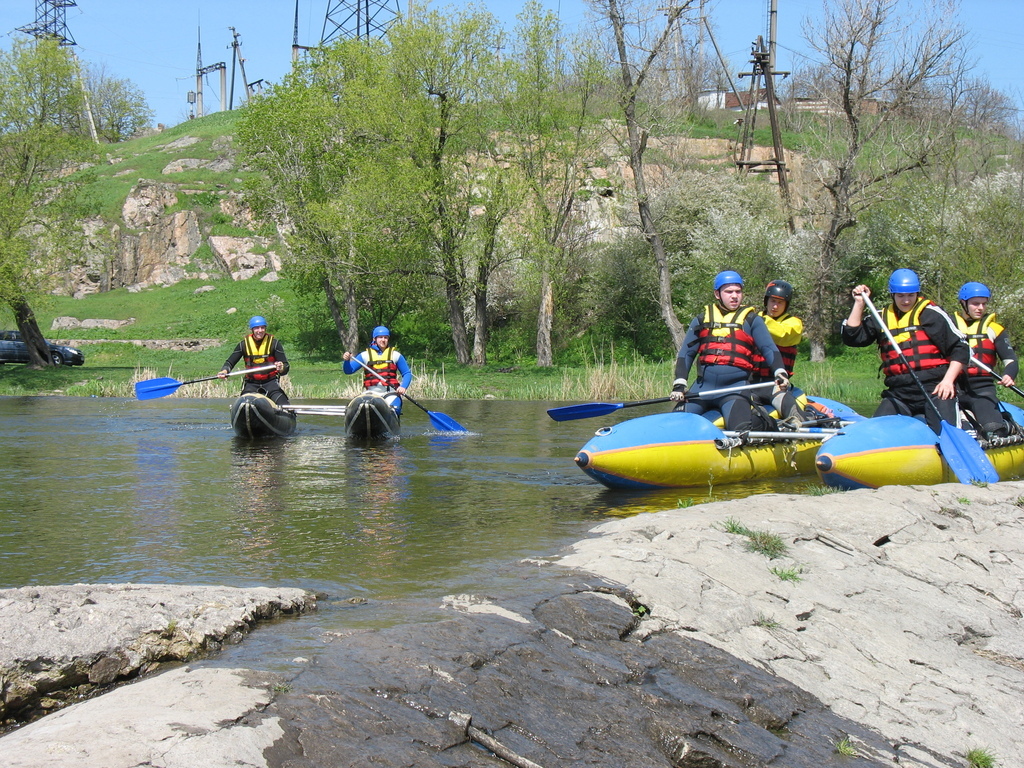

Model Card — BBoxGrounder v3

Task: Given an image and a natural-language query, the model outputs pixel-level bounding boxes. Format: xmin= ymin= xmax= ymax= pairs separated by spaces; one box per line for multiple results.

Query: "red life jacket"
xmin=363 ymin=346 xmax=400 ymax=389
xmin=242 ymin=334 xmax=279 ymax=382
xmin=697 ymin=304 xmax=759 ymax=372
xmin=754 ymin=311 xmax=797 ymax=378
xmin=956 ymin=312 xmax=1002 ymax=376
xmin=879 ymin=299 xmax=948 ymax=376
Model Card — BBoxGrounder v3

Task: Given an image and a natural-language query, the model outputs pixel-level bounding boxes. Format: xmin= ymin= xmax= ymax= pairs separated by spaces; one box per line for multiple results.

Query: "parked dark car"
xmin=0 ymin=330 xmax=85 ymax=366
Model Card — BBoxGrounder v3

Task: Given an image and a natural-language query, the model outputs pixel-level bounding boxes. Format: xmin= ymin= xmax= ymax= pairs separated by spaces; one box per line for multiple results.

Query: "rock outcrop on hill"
xmin=60 ymin=131 xmax=765 ymax=299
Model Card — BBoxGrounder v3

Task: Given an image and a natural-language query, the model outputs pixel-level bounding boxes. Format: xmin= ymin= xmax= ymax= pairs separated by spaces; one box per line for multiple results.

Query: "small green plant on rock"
xmin=835 ymin=736 xmax=856 ymax=756
xmin=719 ymin=518 xmax=789 ymax=559
xmin=746 ymin=530 xmax=788 ymax=559
xmin=770 ymin=565 xmax=804 ymax=582
xmin=805 ymin=484 xmax=843 ymax=496
xmin=966 ymin=747 xmax=997 ymax=768
xmin=676 ymin=497 xmax=694 ymax=508
xmin=720 ymin=517 xmax=749 ymax=535
xmin=754 ymin=613 xmax=779 ymax=629
xmin=956 ymin=496 xmax=972 ymax=505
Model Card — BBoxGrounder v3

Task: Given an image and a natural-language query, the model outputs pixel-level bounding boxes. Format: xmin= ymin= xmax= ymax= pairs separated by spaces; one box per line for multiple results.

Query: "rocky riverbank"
xmin=0 ymin=584 xmax=315 ymax=723
xmin=1 ymin=482 xmax=1022 ymax=767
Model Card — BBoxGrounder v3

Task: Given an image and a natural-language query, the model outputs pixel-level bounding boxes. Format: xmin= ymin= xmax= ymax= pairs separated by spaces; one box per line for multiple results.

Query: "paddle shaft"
xmin=208 ymin=364 xmax=278 ymax=384
xmin=687 ymin=380 xmax=775 ymax=400
xmin=968 ymin=355 xmax=1024 ymax=400
xmin=723 ymin=430 xmax=840 ymax=440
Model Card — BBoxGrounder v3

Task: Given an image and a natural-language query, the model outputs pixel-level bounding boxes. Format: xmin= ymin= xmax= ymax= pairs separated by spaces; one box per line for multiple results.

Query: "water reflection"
xmin=0 ymin=397 xmax=833 ymax=605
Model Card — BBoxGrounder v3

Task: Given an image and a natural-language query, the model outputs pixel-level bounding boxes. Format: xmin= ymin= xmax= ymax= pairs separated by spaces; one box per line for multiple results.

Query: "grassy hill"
xmin=0 ymin=109 xmax=894 ymax=403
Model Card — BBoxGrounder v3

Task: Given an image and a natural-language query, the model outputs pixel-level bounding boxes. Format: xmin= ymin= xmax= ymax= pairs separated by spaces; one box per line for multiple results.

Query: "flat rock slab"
xmin=559 ymin=481 xmax=1024 ymax=767
xmin=266 ymin=581 xmax=896 ymax=767
xmin=0 ymin=584 xmax=315 ymax=721
xmin=0 ymin=666 xmax=283 ymax=768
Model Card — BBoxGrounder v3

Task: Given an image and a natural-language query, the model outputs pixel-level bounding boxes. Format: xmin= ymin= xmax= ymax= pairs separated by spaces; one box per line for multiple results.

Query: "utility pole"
xmin=194 ymin=29 xmax=227 ymax=118
xmin=292 ymin=0 xmax=312 ymax=63
xmin=228 ymin=27 xmax=260 ymax=108
xmin=736 ymin=36 xmax=795 ymax=233
xmin=17 ymin=0 xmax=99 ymax=143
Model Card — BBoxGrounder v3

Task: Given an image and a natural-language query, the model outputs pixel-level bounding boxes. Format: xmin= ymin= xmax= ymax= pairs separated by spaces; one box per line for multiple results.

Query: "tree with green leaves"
xmin=589 ymin=0 xmax=698 ymax=351
xmin=0 ymin=38 xmax=93 ymax=367
xmin=796 ymin=0 xmax=969 ymax=361
xmin=387 ymin=8 xmax=509 ymax=365
xmin=502 ymin=2 xmax=607 ymax=367
xmin=83 ymin=63 xmax=154 ymax=142
xmin=238 ymin=41 xmax=424 ymax=352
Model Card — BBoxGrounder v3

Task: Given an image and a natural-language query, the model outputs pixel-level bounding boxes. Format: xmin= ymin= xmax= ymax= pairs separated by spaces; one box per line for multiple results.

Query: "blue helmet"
xmin=371 ymin=326 xmax=390 ymax=338
xmin=888 ymin=268 xmax=920 ymax=294
xmin=249 ymin=315 xmax=267 ymax=329
xmin=958 ymin=282 xmax=990 ymax=301
xmin=713 ymin=270 xmax=744 ymax=291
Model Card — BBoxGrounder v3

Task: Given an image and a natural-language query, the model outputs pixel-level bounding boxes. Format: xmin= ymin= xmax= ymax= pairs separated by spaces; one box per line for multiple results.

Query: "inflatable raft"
xmin=229 ymin=393 xmax=297 ymax=439
xmin=344 ymin=388 xmax=401 ymax=439
xmin=573 ymin=397 xmax=861 ymax=490
xmin=815 ymin=402 xmax=1024 ymax=489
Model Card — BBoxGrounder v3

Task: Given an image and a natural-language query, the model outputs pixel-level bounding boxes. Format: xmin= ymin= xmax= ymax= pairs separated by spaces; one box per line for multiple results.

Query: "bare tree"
xmin=798 ymin=0 xmax=969 ymax=361
xmin=589 ymin=0 xmax=697 ymax=350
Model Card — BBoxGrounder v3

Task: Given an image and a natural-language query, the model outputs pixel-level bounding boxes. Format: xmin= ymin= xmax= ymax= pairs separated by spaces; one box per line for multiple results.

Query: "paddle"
xmin=861 ymin=293 xmax=998 ymax=484
xmin=546 ymin=381 xmax=774 ymax=422
xmin=723 ymin=429 xmax=842 ymax=440
xmin=134 ymin=365 xmax=277 ymax=401
xmin=349 ymin=355 xmax=467 ymax=433
xmin=968 ymin=355 xmax=1024 ymax=400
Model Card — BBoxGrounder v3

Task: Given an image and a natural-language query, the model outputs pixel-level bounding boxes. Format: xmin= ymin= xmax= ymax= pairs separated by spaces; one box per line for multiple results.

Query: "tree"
xmin=387 ymin=9 xmax=508 ymax=365
xmin=796 ymin=0 xmax=969 ymax=361
xmin=503 ymin=2 xmax=607 ymax=367
xmin=589 ymin=0 xmax=698 ymax=351
xmin=84 ymin=63 xmax=154 ymax=142
xmin=240 ymin=42 xmax=427 ymax=352
xmin=0 ymin=38 xmax=93 ymax=367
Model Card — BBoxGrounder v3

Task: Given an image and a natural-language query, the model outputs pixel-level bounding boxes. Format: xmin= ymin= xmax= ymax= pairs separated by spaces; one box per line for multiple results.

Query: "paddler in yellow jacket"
xmin=669 ymin=270 xmax=790 ymax=432
xmin=842 ymin=269 xmax=967 ymax=434
xmin=218 ymin=315 xmax=291 ymax=405
xmin=752 ymin=279 xmax=805 ymax=425
xmin=954 ymin=282 xmax=1019 ymax=439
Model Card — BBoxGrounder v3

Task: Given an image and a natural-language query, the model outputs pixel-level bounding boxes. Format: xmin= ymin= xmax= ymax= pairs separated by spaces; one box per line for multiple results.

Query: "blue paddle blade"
xmin=427 ymin=411 xmax=467 ymax=432
xmin=547 ymin=402 xmax=623 ymax=421
xmin=937 ymin=421 xmax=999 ymax=484
xmin=134 ymin=377 xmax=183 ymax=400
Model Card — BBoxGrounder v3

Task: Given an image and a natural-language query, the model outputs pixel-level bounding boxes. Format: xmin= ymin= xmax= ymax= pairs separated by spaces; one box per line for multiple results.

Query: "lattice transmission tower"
xmin=321 ymin=0 xmax=401 ymax=45
xmin=17 ymin=1 xmax=98 ymax=142
xmin=17 ymin=0 xmax=77 ymax=46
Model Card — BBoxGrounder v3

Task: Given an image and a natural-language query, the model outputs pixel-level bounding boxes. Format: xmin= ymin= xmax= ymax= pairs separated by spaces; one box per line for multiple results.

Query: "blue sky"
xmin=2 ymin=1 xmax=1021 ymax=130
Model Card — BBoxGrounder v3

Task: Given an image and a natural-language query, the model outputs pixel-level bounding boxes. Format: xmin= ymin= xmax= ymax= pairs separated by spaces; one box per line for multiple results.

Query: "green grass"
xmin=1 ymin=270 xmax=890 ymax=403
xmin=966 ymin=747 xmax=998 ymax=768
xmin=803 ymin=483 xmax=844 ymax=496
xmin=754 ymin=613 xmax=780 ymax=629
xmin=770 ymin=565 xmax=804 ymax=582
xmin=834 ymin=737 xmax=857 ymax=756
xmin=719 ymin=518 xmax=790 ymax=559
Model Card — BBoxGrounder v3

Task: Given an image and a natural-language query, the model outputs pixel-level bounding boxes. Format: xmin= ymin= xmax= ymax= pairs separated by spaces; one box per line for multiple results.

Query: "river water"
xmin=0 ymin=395 xmax=826 ymax=662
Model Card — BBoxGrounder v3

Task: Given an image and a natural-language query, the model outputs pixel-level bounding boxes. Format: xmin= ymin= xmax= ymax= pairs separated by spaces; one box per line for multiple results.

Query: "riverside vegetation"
xmin=0 ymin=274 xmax=889 ymax=404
